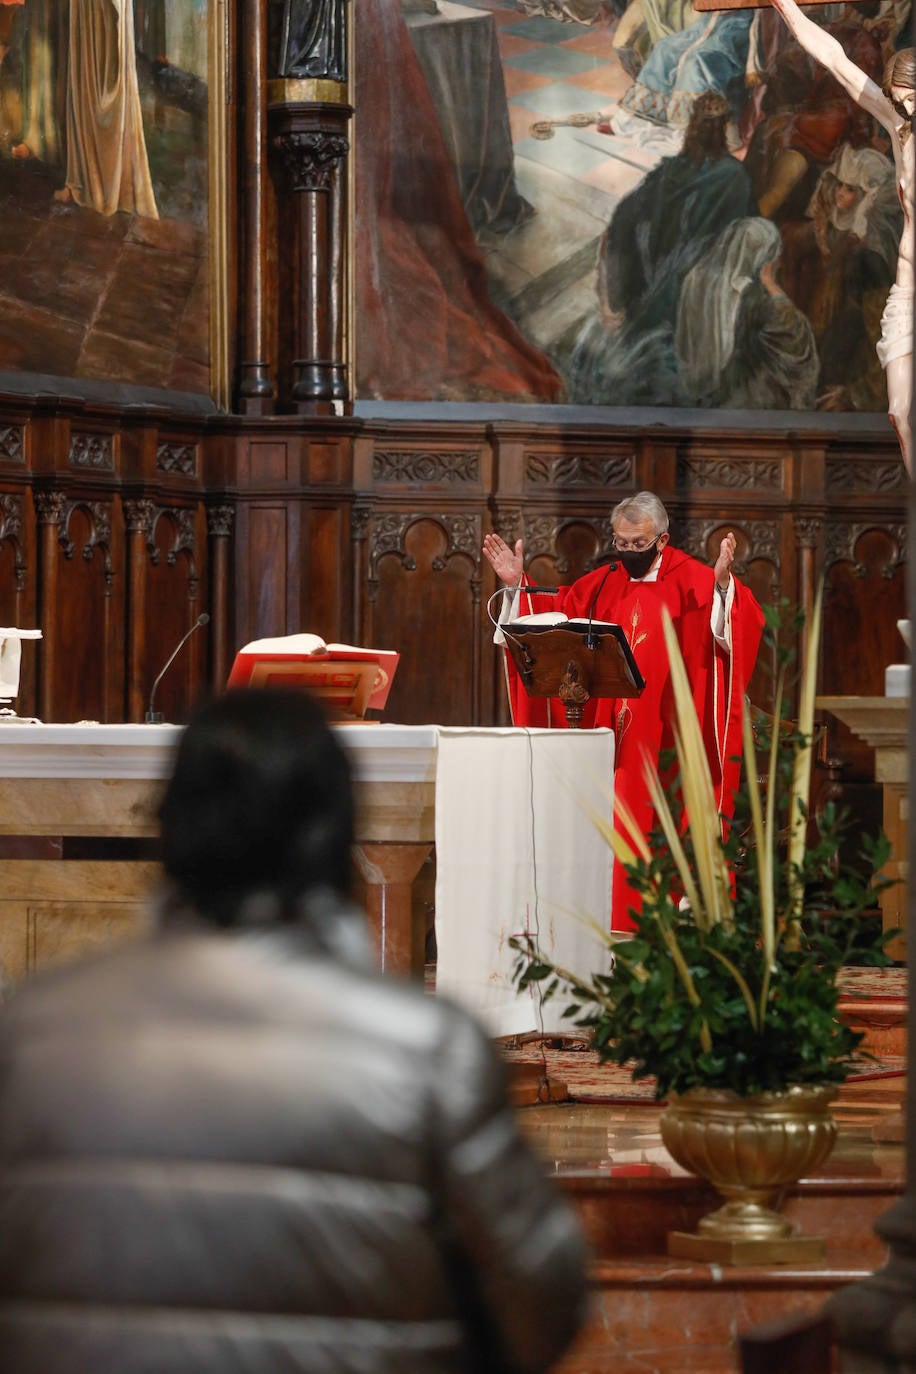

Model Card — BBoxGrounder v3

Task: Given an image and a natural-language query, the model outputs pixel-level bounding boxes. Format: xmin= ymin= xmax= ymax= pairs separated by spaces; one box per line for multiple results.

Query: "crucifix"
xmin=690 ymin=0 xmax=914 ymax=476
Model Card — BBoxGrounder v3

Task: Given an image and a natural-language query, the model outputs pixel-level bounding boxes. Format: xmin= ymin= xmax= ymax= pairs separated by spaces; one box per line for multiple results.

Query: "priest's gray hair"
xmin=610 ymin=491 xmax=669 ymax=536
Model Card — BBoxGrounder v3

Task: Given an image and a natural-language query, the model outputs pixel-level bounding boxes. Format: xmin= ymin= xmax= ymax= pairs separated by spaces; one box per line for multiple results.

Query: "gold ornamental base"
xmin=668 ymin=1229 xmax=826 ymax=1265
xmin=659 ymin=1085 xmax=839 ymax=1268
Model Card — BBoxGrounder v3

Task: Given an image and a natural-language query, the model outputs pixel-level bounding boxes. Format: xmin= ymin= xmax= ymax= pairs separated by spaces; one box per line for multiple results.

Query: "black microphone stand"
xmin=584 ymin=562 xmax=617 ymax=650
xmin=146 ymin=614 xmax=210 ymax=723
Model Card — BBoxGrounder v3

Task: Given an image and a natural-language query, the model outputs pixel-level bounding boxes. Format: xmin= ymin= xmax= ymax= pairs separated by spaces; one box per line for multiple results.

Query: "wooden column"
xmin=269 ymin=91 xmax=352 ymax=414
xmin=206 ymin=502 xmax=235 ymax=689
xmin=33 ymin=489 xmax=66 ymax=723
xmin=124 ymin=498 xmax=155 ymax=723
xmin=238 ymin=0 xmax=274 ymax=412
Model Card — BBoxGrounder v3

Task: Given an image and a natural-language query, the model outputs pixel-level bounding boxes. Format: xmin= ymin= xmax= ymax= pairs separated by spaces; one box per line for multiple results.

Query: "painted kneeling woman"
xmin=771 ymin=0 xmax=914 ymax=473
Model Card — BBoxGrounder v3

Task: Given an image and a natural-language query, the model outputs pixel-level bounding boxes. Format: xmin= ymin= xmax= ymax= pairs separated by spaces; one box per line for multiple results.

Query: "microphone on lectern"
xmin=146 ymin=613 xmax=210 ymax=724
xmin=585 ymin=562 xmax=617 ymax=651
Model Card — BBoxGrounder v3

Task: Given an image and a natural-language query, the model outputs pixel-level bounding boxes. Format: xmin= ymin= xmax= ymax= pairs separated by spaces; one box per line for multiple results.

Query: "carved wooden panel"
xmin=0 ymin=493 xmax=25 ymax=601
xmin=0 ymin=393 xmax=907 ymax=743
xmin=366 ymin=513 xmax=481 ymax=725
xmin=69 ymin=432 xmax=115 ymax=471
xmin=144 ymin=506 xmax=205 ymax=724
xmin=825 ymin=456 xmax=907 ymax=497
xmin=0 ymin=491 xmax=34 ymax=713
xmin=372 ymin=449 xmax=480 ymax=486
xmin=156 ymin=441 xmax=199 ymax=478
xmin=676 ymin=454 xmax=782 ymax=492
xmin=54 ymin=500 xmax=121 ymax=723
xmin=233 ymin=500 xmax=296 ymax=648
xmin=302 ymin=505 xmax=350 ymax=645
xmin=524 ymin=451 xmax=634 ymax=489
xmin=0 ymin=424 xmax=25 ymax=465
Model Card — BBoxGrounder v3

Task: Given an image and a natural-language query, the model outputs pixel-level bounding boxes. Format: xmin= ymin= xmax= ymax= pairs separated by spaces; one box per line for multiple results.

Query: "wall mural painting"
xmin=355 ymin=0 xmax=910 ymax=411
xmin=0 ymin=0 xmax=210 ymax=394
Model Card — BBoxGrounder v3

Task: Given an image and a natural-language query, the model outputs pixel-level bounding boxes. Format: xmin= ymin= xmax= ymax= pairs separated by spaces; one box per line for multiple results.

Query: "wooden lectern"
xmin=502 ymin=620 xmax=645 ymax=727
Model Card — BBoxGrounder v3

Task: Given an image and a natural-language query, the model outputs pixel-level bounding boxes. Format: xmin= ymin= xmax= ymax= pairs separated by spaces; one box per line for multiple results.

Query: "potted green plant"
xmin=512 ymin=592 xmax=895 ymax=1264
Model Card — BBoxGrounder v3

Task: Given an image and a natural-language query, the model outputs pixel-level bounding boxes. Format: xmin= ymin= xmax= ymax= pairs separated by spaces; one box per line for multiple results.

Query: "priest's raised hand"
xmin=483 ymin=532 xmax=524 ymax=586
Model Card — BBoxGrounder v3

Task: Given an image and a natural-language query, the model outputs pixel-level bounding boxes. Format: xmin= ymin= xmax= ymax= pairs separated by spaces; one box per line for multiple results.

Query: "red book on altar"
xmin=227 ymin=634 xmax=400 ymax=719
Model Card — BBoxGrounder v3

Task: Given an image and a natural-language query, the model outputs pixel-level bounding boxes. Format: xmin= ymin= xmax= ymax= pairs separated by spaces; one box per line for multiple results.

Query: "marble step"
xmin=556 ymin=1255 xmax=867 ymax=1373
xmin=838 ymin=991 xmax=906 ymax=1058
xmin=555 ymin=1163 xmax=899 ymax=1372
xmin=563 ymin=1166 xmax=899 ymax=1264
xmin=837 ymin=965 xmax=906 ymax=1058
xmin=554 ymin=1095 xmax=899 ymax=1369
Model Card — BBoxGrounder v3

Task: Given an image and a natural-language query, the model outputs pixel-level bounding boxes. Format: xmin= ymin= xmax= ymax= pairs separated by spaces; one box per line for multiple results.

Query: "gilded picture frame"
xmin=0 ymin=0 xmax=229 ymax=412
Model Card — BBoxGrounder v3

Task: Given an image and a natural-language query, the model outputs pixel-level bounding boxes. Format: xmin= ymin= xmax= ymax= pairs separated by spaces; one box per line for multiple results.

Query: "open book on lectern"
xmin=501 ymin=612 xmax=646 ymax=706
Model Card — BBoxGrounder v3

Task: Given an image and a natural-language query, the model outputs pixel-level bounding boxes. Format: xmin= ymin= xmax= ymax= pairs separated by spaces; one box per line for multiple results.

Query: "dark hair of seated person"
xmin=159 ymin=688 xmax=354 ymax=929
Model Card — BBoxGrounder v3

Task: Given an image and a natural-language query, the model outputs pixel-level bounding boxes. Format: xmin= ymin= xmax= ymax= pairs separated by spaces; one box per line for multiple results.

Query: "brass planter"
xmin=660 ymin=1084 xmax=838 ymax=1264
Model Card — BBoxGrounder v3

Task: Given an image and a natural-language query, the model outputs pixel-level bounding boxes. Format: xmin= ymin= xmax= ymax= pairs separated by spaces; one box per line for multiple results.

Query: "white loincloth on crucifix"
xmin=433 ymin=727 xmax=614 ymax=1039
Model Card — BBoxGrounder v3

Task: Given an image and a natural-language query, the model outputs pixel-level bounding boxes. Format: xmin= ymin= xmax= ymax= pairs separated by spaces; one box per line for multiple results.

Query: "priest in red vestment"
xmin=483 ymin=492 xmax=764 ymax=934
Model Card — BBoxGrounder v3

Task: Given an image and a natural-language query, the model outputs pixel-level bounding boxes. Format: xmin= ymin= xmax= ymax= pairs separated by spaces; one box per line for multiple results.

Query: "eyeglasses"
xmin=611 ymin=535 xmax=659 ymax=553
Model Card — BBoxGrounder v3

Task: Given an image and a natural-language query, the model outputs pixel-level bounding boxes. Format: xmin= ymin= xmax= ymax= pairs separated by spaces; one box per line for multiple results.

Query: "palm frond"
xmin=661 ymin=610 xmax=733 ymax=927
xmin=787 ymin=581 xmax=824 ymax=928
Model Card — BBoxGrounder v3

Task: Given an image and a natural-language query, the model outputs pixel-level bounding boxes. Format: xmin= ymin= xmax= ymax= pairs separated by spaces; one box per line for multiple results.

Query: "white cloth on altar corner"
xmin=434 ymin=727 xmax=614 ymax=1038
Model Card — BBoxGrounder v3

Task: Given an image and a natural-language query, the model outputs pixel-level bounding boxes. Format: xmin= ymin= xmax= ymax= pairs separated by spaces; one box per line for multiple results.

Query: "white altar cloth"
xmin=434 ymin=727 xmax=614 ymax=1038
xmin=0 ymin=722 xmax=438 ymax=783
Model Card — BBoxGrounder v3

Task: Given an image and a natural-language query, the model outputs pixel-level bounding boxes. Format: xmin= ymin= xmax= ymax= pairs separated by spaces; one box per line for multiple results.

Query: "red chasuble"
xmin=502 ymin=547 xmax=764 ymax=932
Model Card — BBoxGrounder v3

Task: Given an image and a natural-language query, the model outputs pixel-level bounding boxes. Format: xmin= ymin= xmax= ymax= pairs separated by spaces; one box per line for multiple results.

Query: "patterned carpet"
xmin=500 ymin=1003 xmax=907 ymax=1108
xmin=500 ymin=1043 xmax=906 ymax=1104
xmin=837 ymin=966 xmax=908 ymax=1001
xmin=432 ymin=964 xmax=909 ymax=1103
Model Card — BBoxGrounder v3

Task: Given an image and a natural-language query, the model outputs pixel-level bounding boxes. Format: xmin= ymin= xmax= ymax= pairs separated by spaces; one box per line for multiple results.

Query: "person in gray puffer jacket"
xmin=0 ymin=688 xmax=589 ymax=1374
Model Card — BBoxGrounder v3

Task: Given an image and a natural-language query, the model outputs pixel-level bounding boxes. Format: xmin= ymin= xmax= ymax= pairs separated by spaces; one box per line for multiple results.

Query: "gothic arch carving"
xmin=678 ymin=516 xmax=781 ymax=582
xmin=522 ymin=514 xmax=615 ymax=573
xmin=368 ymin=512 xmax=481 ymax=583
xmin=149 ymin=507 xmax=199 ymax=599
xmin=60 ymin=500 xmax=114 ymax=590
xmin=823 ymin=520 xmax=907 ymax=579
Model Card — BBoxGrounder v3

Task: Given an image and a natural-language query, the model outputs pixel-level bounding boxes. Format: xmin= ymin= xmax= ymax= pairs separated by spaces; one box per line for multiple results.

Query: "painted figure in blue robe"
xmin=568 ymin=91 xmax=756 ymax=405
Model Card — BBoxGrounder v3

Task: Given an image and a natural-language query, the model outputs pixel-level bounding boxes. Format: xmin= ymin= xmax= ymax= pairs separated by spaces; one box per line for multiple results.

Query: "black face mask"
xmin=617 ymin=540 xmax=659 ymax=579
